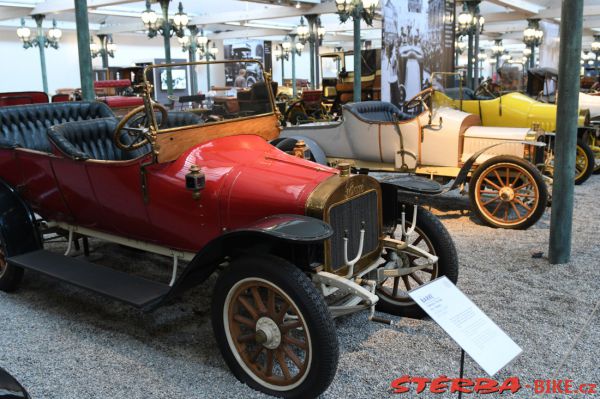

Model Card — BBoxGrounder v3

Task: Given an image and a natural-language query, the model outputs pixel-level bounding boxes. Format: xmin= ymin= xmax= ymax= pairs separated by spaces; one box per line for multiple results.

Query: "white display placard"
xmin=408 ymin=276 xmax=522 ymax=376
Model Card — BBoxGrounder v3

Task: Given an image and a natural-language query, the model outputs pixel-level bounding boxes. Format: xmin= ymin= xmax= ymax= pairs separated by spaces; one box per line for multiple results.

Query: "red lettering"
xmin=450 ymin=378 xmax=474 ymax=394
xmin=564 ymin=380 xmax=573 ymax=394
xmin=534 ymin=379 xmax=547 ymax=394
xmin=430 ymin=376 xmax=450 ymax=393
xmin=390 ymin=375 xmax=411 ymax=394
xmin=412 ymin=377 xmax=431 ymax=394
xmin=589 ymin=384 xmax=597 ymax=394
xmin=474 ymin=378 xmax=499 ymax=394
xmin=552 ymin=380 xmax=565 ymax=394
xmin=580 ymin=383 xmax=597 ymax=394
xmin=497 ymin=377 xmax=521 ymax=394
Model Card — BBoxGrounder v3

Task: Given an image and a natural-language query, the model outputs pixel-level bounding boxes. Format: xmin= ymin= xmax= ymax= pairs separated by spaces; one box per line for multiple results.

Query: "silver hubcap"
xmin=255 ymin=317 xmax=282 ymax=350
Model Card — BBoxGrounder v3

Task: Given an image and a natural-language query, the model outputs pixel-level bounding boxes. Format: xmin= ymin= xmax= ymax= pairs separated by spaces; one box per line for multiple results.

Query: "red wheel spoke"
xmin=264 ymin=350 xmax=274 ymax=377
xmin=506 ymin=167 xmax=510 ymax=185
xmin=280 ymin=320 xmax=302 ymax=333
xmin=267 ymin=290 xmax=276 ymax=316
xmin=515 ymin=193 xmax=536 ymax=198
xmin=238 ymin=296 xmax=259 ymax=320
xmin=484 ymin=177 xmax=502 ymax=191
xmin=480 ymin=190 xmax=499 ymax=195
xmin=251 ymin=287 xmax=267 ymax=315
xmin=276 ymin=302 xmax=290 ymax=323
xmin=283 ymin=345 xmax=304 ymax=369
xmin=275 ymin=350 xmax=292 ymax=380
xmin=284 ymin=335 xmax=307 ymax=350
xmin=233 ymin=314 xmax=256 ymax=328
xmin=513 ymin=181 xmax=532 ymax=191
xmin=504 ymin=206 xmax=509 ymax=222
xmin=249 ymin=346 xmax=264 ymax=363
xmin=237 ymin=333 xmax=255 ymax=343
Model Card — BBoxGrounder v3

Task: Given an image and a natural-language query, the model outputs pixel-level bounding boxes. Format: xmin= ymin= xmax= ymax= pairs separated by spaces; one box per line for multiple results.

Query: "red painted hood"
xmin=161 ymin=135 xmax=338 ymax=235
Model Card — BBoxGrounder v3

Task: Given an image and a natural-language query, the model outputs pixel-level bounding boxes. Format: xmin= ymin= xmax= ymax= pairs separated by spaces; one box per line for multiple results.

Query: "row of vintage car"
xmin=0 ymin=60 xmax=596 ymax=398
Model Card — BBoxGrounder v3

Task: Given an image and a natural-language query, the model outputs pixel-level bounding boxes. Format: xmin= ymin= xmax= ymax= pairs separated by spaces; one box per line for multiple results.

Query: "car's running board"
xmin=8 ymin=250 xmax=170 ymax=308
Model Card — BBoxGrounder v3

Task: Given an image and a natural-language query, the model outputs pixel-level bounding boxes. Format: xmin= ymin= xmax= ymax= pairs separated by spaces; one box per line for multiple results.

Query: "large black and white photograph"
xmin=382 ymin=0 xmax=455 ymax=107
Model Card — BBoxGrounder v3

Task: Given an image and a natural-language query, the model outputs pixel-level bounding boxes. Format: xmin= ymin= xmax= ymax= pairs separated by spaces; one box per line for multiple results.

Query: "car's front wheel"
xmin=575 ymin=139 xmax=595 ymax=184
xmin=469 ymin=155 xmax=548 ymax=229
xmin=376 ymin=205 xmax=459 ymax=319
xmin=212 ymin=255 xmax=338 ymax=398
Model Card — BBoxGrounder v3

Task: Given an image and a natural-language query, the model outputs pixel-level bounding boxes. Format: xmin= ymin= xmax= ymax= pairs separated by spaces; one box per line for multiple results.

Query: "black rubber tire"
xmin=376 ymin=205 xmax=459 ymax=319
xmin=0 ymin=234 xmax=24 ymax=292
xmin=469 ymin=155 xmax=548 ymax=230
xmin=211 ymin=255 xmax=338 ymax=399
xmin=575 ymin=139 xmax=595 ymax=184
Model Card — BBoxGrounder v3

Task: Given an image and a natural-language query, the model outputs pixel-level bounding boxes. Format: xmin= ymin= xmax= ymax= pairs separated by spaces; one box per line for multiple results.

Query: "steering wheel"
xmin=114 ymin=103 xmax=169 ymax=151
xmin=404 ymin=87 xmax=434 ymax=112
xmin=475 ymin=79 xmax=499 ymax=98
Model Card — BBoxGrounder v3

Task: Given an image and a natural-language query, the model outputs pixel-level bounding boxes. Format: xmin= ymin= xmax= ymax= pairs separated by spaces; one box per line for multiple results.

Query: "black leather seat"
xmin=444 ymin=87 xmax=494 ymax=101
xmin=344 ymin=101 xmax=413 ymax=122
xmin=155 ymin=111 xmax=204 ymax=128
xmin=238 ymin=81 xmax=278 ymax=115
xmin=48 ymin=117 xmax=149 ymax=161
xmin=0 ymin=101 xmax=114 ymax=152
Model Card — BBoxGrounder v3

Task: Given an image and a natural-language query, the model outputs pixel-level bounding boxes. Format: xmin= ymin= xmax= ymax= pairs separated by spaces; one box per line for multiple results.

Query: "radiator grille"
xmin=328 ymin=190 xmax=379 ymax=271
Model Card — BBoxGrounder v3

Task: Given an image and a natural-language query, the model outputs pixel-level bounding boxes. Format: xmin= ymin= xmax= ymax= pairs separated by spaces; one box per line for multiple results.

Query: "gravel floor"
xmin=1 ymin=176 xmax=599 ymax=399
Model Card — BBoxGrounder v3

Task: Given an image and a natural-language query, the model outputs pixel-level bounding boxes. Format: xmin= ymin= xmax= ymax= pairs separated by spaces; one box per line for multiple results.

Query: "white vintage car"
xmin=276 ymin=88 xmax=550 ymax=230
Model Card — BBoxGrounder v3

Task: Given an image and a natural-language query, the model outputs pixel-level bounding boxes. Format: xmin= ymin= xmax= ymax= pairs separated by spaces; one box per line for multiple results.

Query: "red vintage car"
xmin=0 ymin=60 xmax=458 ymax=398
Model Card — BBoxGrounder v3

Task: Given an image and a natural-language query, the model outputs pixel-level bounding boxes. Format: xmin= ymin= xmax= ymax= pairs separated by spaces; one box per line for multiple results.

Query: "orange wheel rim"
xmin=225 ymin=279 xmax=311 ymax=390
xmin=475 ymin=163 xmax=540 ymax=227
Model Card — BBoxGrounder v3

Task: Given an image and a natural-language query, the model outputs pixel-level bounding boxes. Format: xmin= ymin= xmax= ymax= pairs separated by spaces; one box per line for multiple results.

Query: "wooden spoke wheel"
xmin=212 ymin=256 xmax=338 ymax=398
xmin=574 ymin=139 xmax=595 ymax=184
xmin=376 ymin=205 xmax=458 ymax=319
xmin=225 ymin=278 xmax=311 ymax=389
xmin=469 ymin=156 xmax=548 ymax=230
xmin=0 ymin=244 xmax=6 ymax=279
xmin=586 ymin=134 xmax=600 ymax=174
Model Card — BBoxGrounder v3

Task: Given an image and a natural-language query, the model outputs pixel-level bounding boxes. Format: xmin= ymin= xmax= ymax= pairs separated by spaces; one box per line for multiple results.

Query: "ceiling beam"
xmin=30 ymin=0 xmax=139 ymax=15
xmin=0 ymin=5 xmax=33 ymax=21
xmin=537 ymin=5 xmax=600 ymax=19
xmin=189 ymin=2 xmax=336 ymax=25
xmin=484 ymin=0 xmax=541 ymax=14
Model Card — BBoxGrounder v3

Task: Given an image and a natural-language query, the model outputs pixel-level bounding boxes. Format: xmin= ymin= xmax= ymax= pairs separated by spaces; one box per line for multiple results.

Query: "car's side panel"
xmin=420 ymin=108 xmax=476 ymax=167
xmin=15 ymin=149 xmax=70 ymax=221
xmin=343 ymin=111 xmax=390 ymax=162
xmin=280 ymin=121 xmax=355 ymax=159
xmin=0 ymin=149 xmax=21 ymax=189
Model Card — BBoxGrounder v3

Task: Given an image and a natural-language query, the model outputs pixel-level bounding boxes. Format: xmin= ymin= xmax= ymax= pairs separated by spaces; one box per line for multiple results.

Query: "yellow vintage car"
xmin=433 ymin=87 xmax=598 ymax=183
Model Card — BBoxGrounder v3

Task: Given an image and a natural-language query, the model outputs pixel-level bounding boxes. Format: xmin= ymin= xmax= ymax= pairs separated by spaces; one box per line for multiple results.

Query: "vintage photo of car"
xmin=0 ymin=60 xmax=458 ymax=398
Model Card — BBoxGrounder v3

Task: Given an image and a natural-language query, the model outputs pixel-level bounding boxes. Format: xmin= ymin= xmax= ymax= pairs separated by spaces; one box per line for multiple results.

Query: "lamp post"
xmin=455 ymin=38 xmax=466 ymax=68
xmin=16 ymin=16 xmax=61 ymax=94
xmin=335 ymin=0 xmax=379 ymax=102
xmin=457 ymin=1 xmax=484 ymax=89
xmin=591 ymin=34 xmax=600 ymax=80
xmin=477 ymin=49 xmax=487 ymax=79
xmin=274 ymin=44 xmax=288 ymax=88
xmin=490 ymin=39 xmax=503 ymax=80
xmin=283 ymin=34 xmax=303 ymax=97
xmin=141 ymin=0 xmax=188 ymax=100
xmin=523 ymin=18 xmax=543 ymax=70
xmin=178 ymin=26 xmax=217 ymax=93
xmin=298 ymin=15 xmax=326 ymax=89
xmin=90 ymin=34 xmax=116 ymax=70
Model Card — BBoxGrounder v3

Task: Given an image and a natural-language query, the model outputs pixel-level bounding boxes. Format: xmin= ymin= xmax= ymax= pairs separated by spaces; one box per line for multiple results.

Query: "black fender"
xmin=0 ymin=179 xmax=42 ymax=257
xmin=270 ymin=136 xmax=328 ymax=165
xmin=146 ymin=214 xmax=332 ymax=310
xmin=449 ymin=141 xmax=546 ymax=191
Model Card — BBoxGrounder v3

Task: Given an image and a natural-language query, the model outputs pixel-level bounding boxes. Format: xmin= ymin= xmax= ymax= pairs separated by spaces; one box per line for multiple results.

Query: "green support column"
xmin=206 ymin=51 xmax=212 ymax=92
xmin=529 ymin=45 xmax=535 ymax=69
xmin=290 ymin=34 xmax=297 ymax=98
xmin=549 ymin=0 xmax=584 ymax=264
xmin=32 ymin=15 xmax=48 ymax=94
xmin=473 ymin=25 xmax=480 ymax=87
xmin=97 ymin=34 xmax=110 ymax=69
xmin=315 ymin=38 xmax=320 ymax=89
xmin=467 ymin=32 xmax=473 ymax=89
xmin=353 ymin=17 xmax=361 ymax=103
xmin=187 ymin=26 xmax=198 ymax=95
xmin=281 ymin=56 xmax=285 ymax=88
xmin=159 ymin=0 xmax=174 ymax=99
xmin=73 ymin=0 xmax=94 ymax=101
xmin=306 ymin=15 xmax=317 ymax=90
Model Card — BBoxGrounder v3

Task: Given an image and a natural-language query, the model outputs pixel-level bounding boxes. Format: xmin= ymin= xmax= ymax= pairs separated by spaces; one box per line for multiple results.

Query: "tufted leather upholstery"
xmin=48 ymin=117 xmax=149 ymax=161
xmin=0 ymin=101 xmax=114 ymax=152
xmin=344 ymin=101 xmax=412 ymax=122
xmin=155 ymin=112 xmax=204 ymax=129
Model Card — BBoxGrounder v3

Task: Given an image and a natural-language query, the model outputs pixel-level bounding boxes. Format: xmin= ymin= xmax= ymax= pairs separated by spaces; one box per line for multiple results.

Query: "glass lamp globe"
xmin=141 ymin=9 xmax=158 ymax=25
xmin=16 ymin=26 xmax=31 ymax=39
